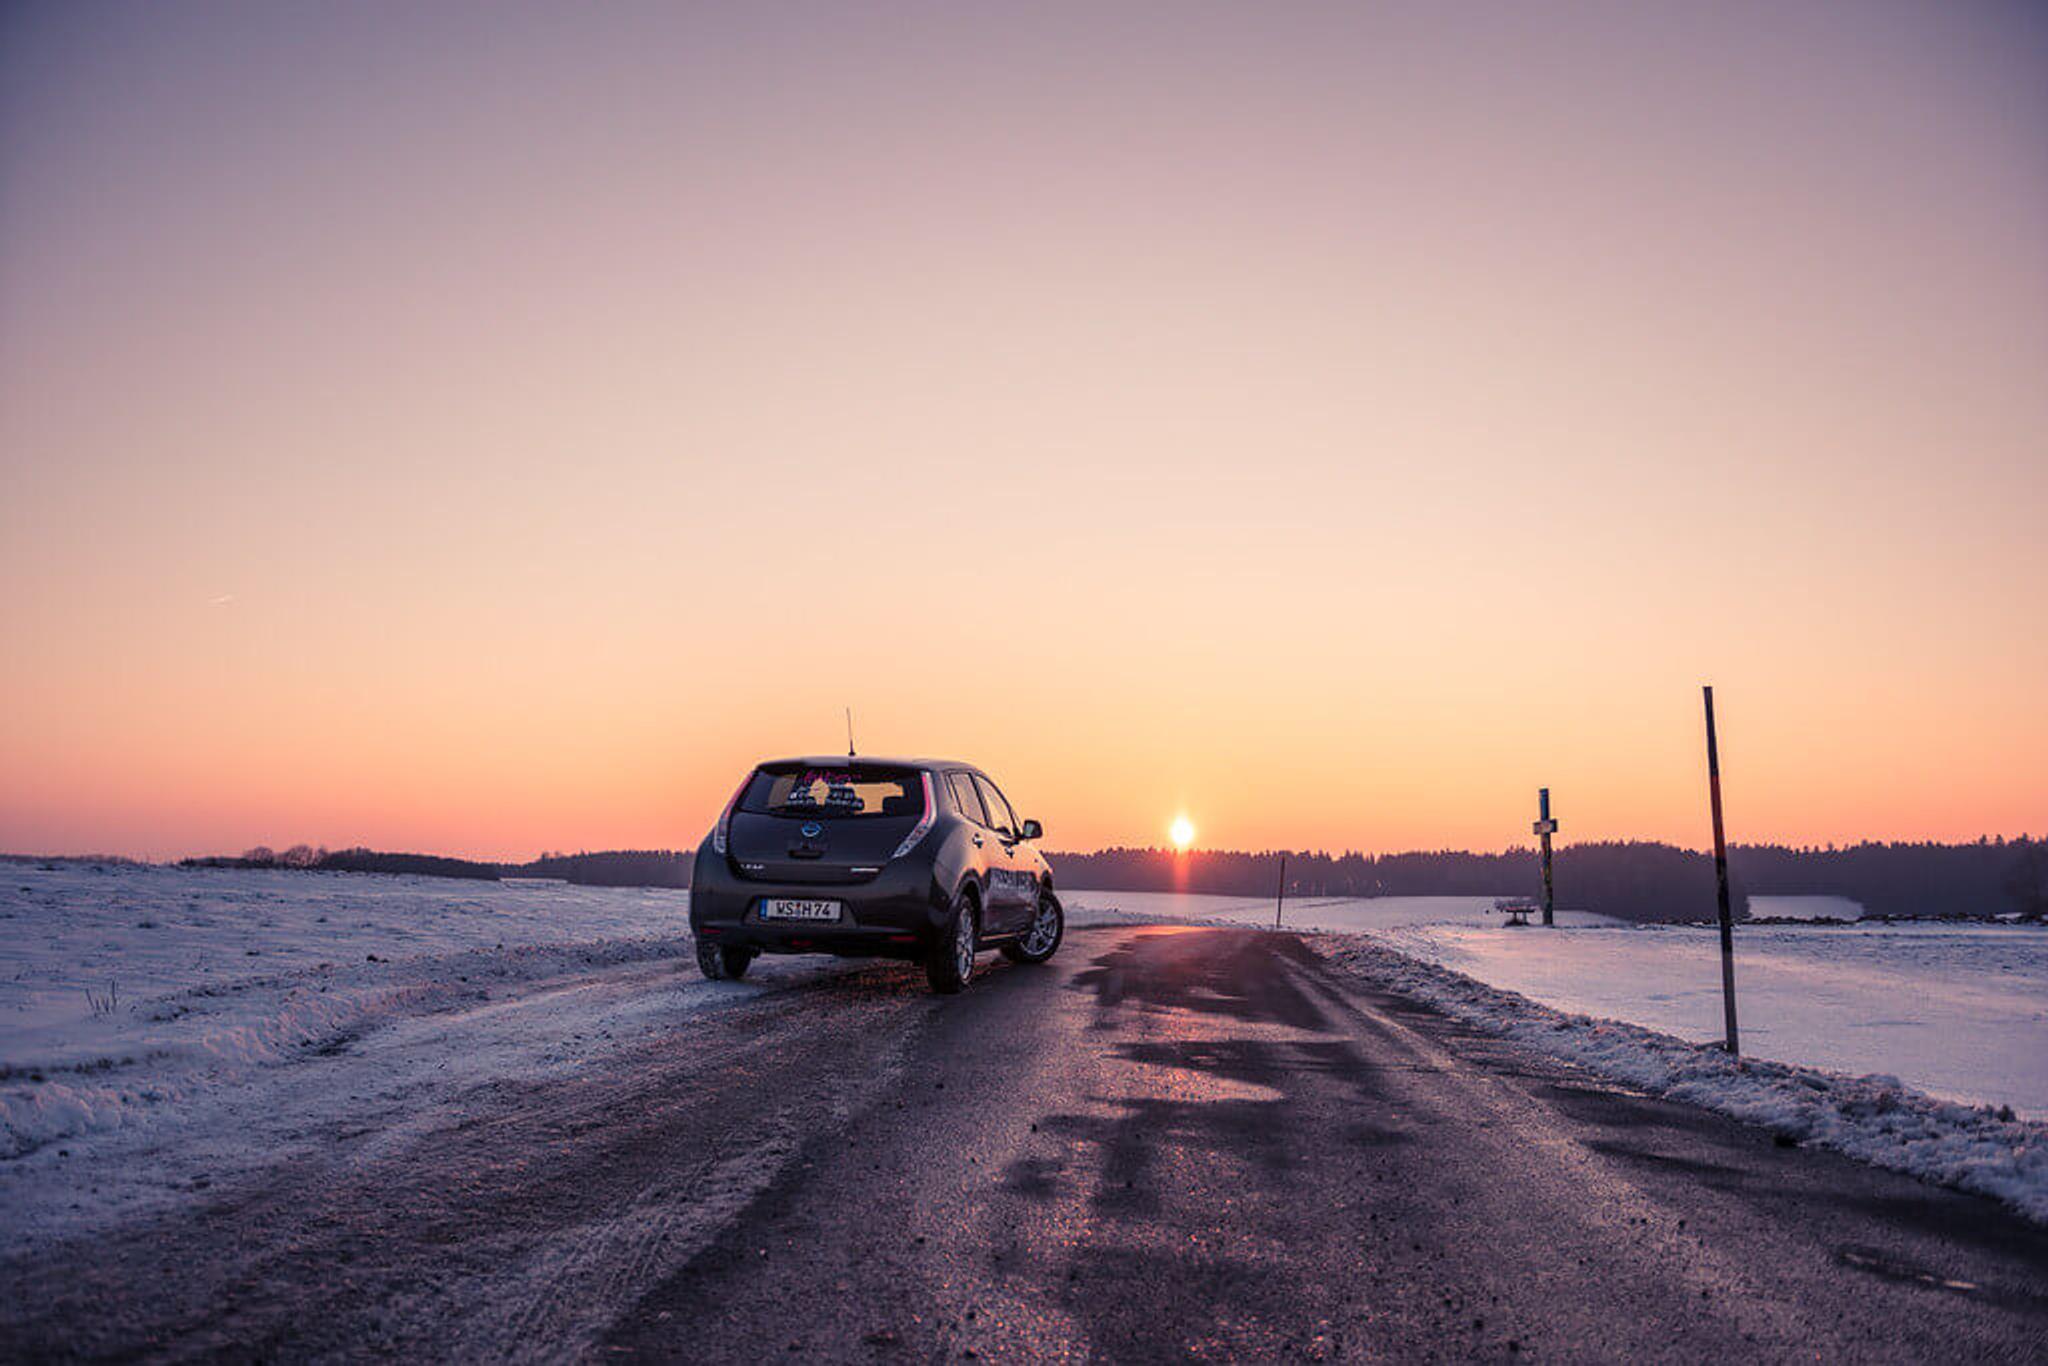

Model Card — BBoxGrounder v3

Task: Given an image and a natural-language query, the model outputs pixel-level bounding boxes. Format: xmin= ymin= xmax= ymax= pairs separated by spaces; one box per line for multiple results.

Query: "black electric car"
xmin=689 ymin=756 xmax=1062 ymax=993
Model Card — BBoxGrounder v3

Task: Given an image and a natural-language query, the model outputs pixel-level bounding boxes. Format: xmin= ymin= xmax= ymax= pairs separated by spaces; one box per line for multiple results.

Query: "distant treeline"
xmin=182 ymin=845 xmax=504 ymax=880
xmin=1730 ymin=838 xmax=2046 ymax=920
xmin=179 ymin=845 xmax=694 ymax=888
xmin=1045 ymin=837 xmax=2048 ymax=923
xmin=318 ymin=847 xmax=502 ymax=880
xmin=518 ymin=850 xmax=692 ymax=888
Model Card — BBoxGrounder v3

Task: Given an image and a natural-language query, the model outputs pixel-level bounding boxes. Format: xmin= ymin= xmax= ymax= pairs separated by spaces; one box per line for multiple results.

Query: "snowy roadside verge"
xmin=1312 ymin=932 xmax=2048 ymax=1226
xmin=0 ymin=934 xmax=695 ymax=1161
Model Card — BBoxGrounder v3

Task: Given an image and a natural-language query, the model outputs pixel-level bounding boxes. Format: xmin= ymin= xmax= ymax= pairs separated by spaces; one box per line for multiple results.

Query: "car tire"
xmin=1002 ymin=890 xmax=1064 ymax=965
xmin=924 ymin=889 xmax=978 ymax=994
xmin=696 ymin=940 xmax=754 ymax=981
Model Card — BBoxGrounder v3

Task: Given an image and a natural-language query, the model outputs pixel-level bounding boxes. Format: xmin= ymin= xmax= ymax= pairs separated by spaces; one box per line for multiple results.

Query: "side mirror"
xmin=1019 ymin=818 xmax=1043 ymax=841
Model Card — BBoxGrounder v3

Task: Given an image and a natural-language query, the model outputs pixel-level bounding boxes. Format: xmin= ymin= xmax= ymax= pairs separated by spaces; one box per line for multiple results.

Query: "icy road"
xmin=4 ymin=924 xmax=2046 ymax=1361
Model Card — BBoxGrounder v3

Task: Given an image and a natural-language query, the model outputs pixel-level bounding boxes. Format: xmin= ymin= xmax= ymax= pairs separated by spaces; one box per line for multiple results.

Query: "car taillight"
xmin=890 ymin=771 xmax=936 ymax=860
xmin=710 ymin=773 xmax=751 ymax=856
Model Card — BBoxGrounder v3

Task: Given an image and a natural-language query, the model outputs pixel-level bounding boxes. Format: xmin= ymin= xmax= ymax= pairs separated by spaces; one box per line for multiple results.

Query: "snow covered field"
xmin=1 ymin=864 xmax=695 ymax=1056
xmin=0 ymin=863 xmax=753 ymax=1246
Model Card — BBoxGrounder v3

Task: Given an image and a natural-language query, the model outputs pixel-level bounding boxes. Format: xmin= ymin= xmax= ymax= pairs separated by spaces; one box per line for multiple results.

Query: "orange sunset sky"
xmin=3 ymin=2 xmax=2045 ymax=861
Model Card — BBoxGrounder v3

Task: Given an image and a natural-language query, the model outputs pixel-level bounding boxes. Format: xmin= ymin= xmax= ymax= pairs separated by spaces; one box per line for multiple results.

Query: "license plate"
xmin=760 ymin=898 xmax=842 ymax=922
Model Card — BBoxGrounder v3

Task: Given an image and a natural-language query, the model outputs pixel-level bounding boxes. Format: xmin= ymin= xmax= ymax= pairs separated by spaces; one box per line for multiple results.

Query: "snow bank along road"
xmin=5 ymin=926 xmax=2047 ymax=1361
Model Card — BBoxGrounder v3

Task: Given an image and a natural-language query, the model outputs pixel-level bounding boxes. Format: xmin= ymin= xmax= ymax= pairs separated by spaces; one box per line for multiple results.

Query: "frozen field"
xmin=1 ymin=864 xmax=693 ymax=1048
xmin=0 ymin=864 xmax=694 ymax=1194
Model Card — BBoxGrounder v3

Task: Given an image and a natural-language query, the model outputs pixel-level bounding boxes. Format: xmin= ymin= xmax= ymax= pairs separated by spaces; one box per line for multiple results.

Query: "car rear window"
xmin=739 ymin=765 xmax=923 ymax=820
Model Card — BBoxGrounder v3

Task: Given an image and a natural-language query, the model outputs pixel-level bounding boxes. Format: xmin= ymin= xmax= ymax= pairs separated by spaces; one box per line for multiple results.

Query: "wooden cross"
xmin=1533 ymin=789 xmax=1558 ymax=926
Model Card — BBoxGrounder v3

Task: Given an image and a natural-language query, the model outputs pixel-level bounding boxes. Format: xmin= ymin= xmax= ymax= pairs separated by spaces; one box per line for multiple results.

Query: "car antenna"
xmin=845 ymin=706 xmax=856 ymax=758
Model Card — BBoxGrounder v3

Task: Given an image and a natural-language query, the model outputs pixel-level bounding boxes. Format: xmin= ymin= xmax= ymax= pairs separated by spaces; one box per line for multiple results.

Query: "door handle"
xmin=972 ymin=833 xmax=984 ymax=848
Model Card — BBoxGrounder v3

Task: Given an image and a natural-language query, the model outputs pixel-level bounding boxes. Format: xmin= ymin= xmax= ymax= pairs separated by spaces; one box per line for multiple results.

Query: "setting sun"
xmin=1169 ymin=815 xmax=1196 ymax=852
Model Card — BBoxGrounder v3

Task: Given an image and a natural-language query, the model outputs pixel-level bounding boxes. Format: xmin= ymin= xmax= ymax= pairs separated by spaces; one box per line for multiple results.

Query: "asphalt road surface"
xmin=5 ymin=925 xmax=2046 ymax=1362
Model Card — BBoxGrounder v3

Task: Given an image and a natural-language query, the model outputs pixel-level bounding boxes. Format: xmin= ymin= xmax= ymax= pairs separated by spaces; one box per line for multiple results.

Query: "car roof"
xmin=761 ymin=755 xmax=982 ymax=774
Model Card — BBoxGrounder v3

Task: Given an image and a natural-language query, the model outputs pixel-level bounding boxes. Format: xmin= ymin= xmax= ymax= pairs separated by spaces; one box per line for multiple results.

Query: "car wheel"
xmin=696 ymin=940 xmax=753 ymax=981
xmin=1002 ymin=891 xmax=1064 ymax=965
xmin=924 ymin=889 xmax=978 ymax=994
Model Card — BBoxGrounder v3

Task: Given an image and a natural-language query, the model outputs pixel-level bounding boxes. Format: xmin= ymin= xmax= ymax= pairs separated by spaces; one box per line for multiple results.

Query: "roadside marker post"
xmin=1274 ymin=854 xmax=1287 ymax=930
xmin=1703 ymin=685 xmax=1740 ymax=1056
xmin=1533 ymin=790 xmax=1558 ymax=927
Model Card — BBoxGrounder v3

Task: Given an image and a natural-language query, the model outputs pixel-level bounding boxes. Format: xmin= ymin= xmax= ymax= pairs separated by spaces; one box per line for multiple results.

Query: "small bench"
xmin=1493 ymin=898 xmax=1539 ymax=927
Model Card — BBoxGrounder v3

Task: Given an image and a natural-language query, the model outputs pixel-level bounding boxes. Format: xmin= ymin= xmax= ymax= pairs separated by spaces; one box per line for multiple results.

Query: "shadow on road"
xmin=1068 ymin=927 xmax=1331 ymax=1030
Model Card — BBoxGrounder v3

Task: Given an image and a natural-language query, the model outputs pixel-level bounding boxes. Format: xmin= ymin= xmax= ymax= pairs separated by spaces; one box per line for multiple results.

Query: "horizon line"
xmin=7 ymin=830 xmax=2044 ymax=868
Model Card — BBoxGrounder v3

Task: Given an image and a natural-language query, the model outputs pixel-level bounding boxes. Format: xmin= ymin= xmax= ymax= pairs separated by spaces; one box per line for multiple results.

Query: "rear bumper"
xmin=689 ymin=850 xmax=950 ymax=957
